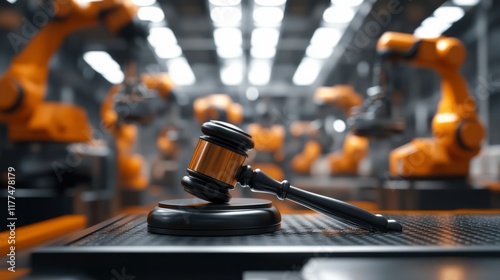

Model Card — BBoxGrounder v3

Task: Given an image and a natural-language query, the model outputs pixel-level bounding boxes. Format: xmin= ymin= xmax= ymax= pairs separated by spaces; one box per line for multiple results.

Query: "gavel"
xmin=181 ymin=121 xmax=402 ymax=232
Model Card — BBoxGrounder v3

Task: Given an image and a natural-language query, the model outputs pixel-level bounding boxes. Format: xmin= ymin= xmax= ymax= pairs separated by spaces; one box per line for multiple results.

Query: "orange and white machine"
xmin=101 ymin=73 xmax=175 ymax=190
xmin=0 ymin=0 xmax=147 ymax=224
xmin=247 ymin=123 xmax=286 ymax=181
xmin=375 ymin=32 xmax=484 ymax=178
xmin=291 ymin=85 xmax=368 ymax=175
xmin=193 ymin=94 xmax=244 ymax=125
xmin=0 ymin=0 xmax=139 ymax=143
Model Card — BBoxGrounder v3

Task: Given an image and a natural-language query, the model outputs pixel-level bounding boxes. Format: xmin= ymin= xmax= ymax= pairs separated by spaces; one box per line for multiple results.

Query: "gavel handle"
xmin=238 ymin=166 xmax=402 ymax=232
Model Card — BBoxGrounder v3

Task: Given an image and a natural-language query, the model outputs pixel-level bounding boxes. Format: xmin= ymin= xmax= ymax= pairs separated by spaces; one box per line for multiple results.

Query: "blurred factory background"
xmin=1 ymin=0 xmax=500 ymax=227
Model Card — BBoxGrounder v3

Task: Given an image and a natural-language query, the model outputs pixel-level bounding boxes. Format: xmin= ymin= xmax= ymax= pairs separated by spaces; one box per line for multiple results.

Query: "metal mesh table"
xmin=31 ymin=214 xmax=500 ymax=279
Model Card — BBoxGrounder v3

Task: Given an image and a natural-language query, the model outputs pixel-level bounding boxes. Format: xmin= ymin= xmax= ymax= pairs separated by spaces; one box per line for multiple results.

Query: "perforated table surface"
xmin=31 ymin=214 xmax=500 ymax=279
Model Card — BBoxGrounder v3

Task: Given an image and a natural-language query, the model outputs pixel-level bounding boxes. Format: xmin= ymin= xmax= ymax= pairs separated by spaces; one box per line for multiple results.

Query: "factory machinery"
xmin=0 ymin=0 xmax=499 ymax=278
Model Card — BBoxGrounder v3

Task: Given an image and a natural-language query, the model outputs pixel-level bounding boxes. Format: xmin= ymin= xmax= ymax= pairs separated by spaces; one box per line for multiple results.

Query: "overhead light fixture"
xmin=253 ymin=7 xmax=284 ymax=26
xmin=101 ymin=71 xmax=125 ymax=85
xmin=209 ymin=0 xmax=241 ymax=6
xmin=210 ymin=7 xmax=242 ymax=26
xmin=414 ymin=25 xmax=449 ymax=38
xmin=254 ymin=0 xmax=287 ymax=6
xmin=452 ymin=0 xmax=479 ymax=6
xmin=248 ymin=59 xmax=272 ymax=85
xmin=419 ymin=17 xmax=451 ymax=34
xmin=138 ymin=6 xmax=165 ymax=23
xmin=213 ymin=28 xmax=242 ymax=47
xmin=310 ymin=27 xmax=342 ymax=47
xmin=292 ymin=58 xmax=323 ymax=85
xmin=305 ymin=44 xmax=333 ymax=59
xmin=251 ymin=47 xmax=276 ymax=59
xmin=433 ymin=6 xmax=465 ymax=23
xmin=333 ymin=119 xmax=346 ymax=133
xmin=220 ymin=60 xmax=244 ymax=85
xmin=147 ymin=27 xmax=177 ymax=47
xmin=246 ymin=87 xmax=260 ymax=101
xmin=155 ymin=44 xmax=183 ymax=59
xmin=331 ymin=0 xmax=363 ymax=7
xmin=132 ymin=0 xmax=156 ymax=6
xmin=6 ymin=0 xmax=18 ymax=3
xmin=217 ymin=47 xmax=243 ymax=59
xmin=83 ymin=51 xmax=124 ymax=84
xmin=323 ymin=6 xmax=355 ymax=24
xmin=167 ymin=57 xmax=196 ymax=85
xmin=421 ymin=16 xmax=448 ymax=28
xmin=251 ymin=28 xmax=280 ymax=47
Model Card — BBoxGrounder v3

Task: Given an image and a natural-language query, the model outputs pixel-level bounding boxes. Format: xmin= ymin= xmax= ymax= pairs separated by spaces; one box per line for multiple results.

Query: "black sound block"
xmin=147 ymin=198 xmax=281 ymax=236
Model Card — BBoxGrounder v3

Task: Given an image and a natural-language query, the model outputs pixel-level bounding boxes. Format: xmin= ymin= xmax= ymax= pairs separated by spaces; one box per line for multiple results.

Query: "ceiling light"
xmin=167 ymin=57 xmax=196 ymax=85
xmin=414 ymin=25 xmax=448 ymax=38
xmin=333 ymin=119 xmax=346 ymax=133
xmin=221 ymin=60 xmax=244 ymax=85
xmin=210 ymin=7 xmax=242 ymax=26
xmin=331 ymin=0 xmax=363 ymax=7
xmin=305 ymin=44 xmax=333 ymax=59
xmin=251 ymin=47 xmax=276 ymax=59
xmin=6 ymin=0 xmax=18 ymax=3
xmin=217 ymin=47 xmax=243 ymax=59
xmin=433 ymin=6 xmax=465 ymax=23
xmin=246 ymin=87 xmax=260 ymax=101
xmin=251 ymin=28 xmax=280 ymax=47
xmin=310 ymin=28 xmax=342 ymax=47
xmin=248 ymin=59 xmax=272 ymax=85
xmin=209 ymin=0 xmax=241 ymax=6
xmin=213 ymin=28 xmax=242 ymax=47
xmin=420 ymin=17 xmax=452 ymax=34
xmin=253 ymin=7 xmax=284 ymax=26
xmin=323 ymin=6 xmax=355 ymax=24
xmin=138 ymin=6 xmax=165 ymax=23
xmin=147 ymin=27 xmax=177 ymax=47
xmin=452 ymin=0 xmax=479 ymax=6
xmin=132 ymin=0 xmax=156 ymax=6
xmin=254 ymin=0 xmax=287 ymax=6
xmin=155 ymin=44 xmax=182 ymax=59
xmin=83 ymin=51 xmax=124 ymax=84
xmin=102 ymin=71 xmax=125 ymax=84
xmin=421 ymin=16 xmax=448 ymax=27
xmin=292 ymin=58 xmax=323 ymax=85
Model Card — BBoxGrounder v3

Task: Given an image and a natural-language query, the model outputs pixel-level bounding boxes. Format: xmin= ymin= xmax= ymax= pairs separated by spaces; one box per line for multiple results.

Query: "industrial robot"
xmin=0 ymin=0 xmax=145 ymax=224
xmin=349 ymin=32 xmax=488 ymax=209
xmin=244 ymin=100 xmax=286 ymax=181
xmin=0 ymin=0 xmax=140 ymax=142
xmin=193 ymin=94 xmax=244 ymax=125
xmin=291 ymin=85 xmax=368 ymax=176
xmin=101 ymin=72 xmax=175 ymax=190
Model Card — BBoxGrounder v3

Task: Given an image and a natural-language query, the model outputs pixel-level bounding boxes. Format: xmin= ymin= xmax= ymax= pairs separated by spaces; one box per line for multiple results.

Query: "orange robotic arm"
xmin=0 ymin=0 xmax=138 ymax=142
xmin=247 ymin=123 xmax=286 ymax=180
xmin=327 ymin=133 xmax=368 ymax=175
xmin=101 ymin=84 xmax=146 ymax=190
xmin=291 ymin=85 xmax=368 ymax=175
xmin=313 ymin=85 xmax=363 ymax=117
xmin=141 ymin=73 xmax=176 ymax=100
xmin=376 ymin=32 xmax=484 ymax=177
xmin=100 ymin=72 xmax=176 ymax=190
xmin=193 ymin=94 xmax=243 ymax=125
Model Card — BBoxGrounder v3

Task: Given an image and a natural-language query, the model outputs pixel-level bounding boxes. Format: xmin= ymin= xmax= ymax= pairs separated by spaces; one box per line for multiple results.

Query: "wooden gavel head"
xmin=181 ymin=120 xmax=254 ymax=203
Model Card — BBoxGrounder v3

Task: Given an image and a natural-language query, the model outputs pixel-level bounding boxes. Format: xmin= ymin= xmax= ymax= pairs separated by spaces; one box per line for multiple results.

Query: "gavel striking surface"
xmin=31 ymin=213 xmax=500 ymax=279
